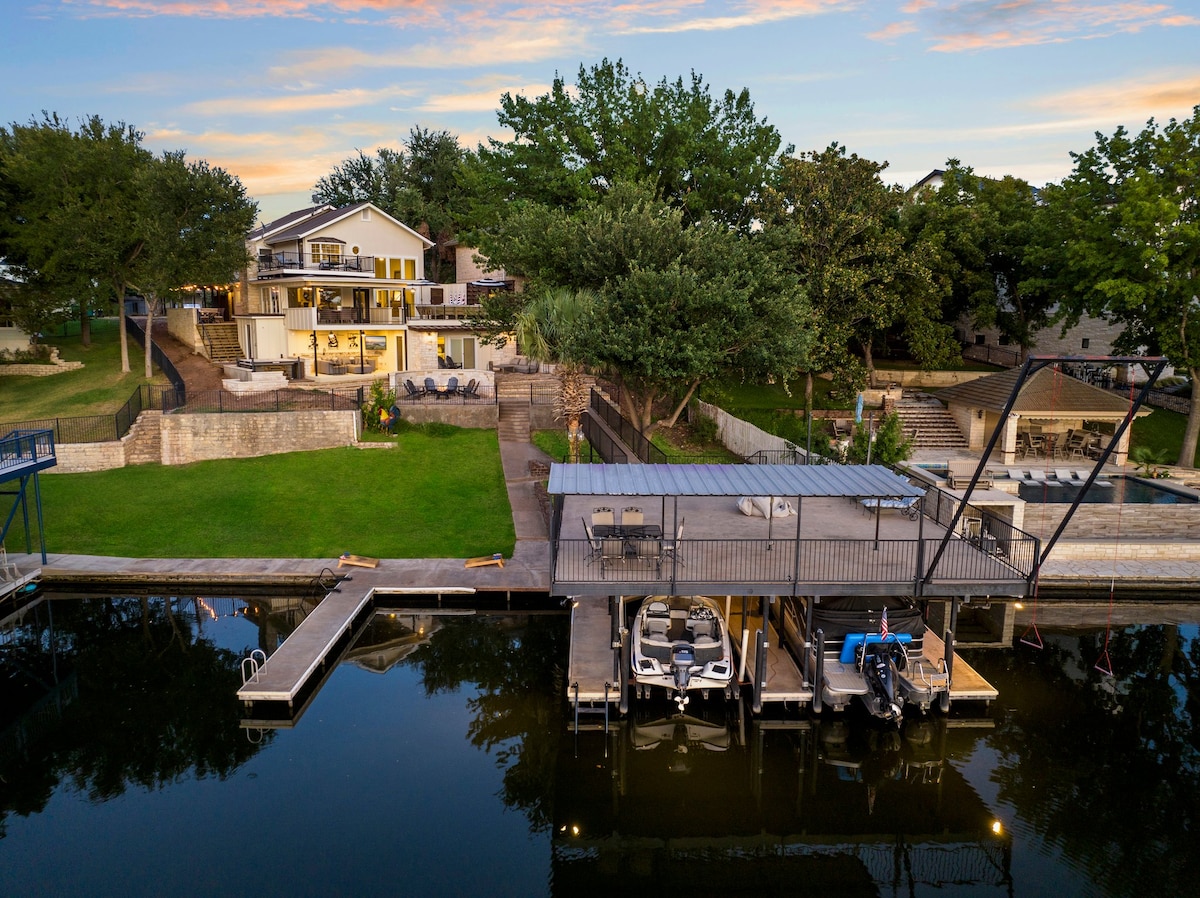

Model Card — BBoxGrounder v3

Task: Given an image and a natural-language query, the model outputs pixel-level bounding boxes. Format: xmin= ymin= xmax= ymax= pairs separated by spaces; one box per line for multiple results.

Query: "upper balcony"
xmin=256 ymin=252 xmax=377 ymax=279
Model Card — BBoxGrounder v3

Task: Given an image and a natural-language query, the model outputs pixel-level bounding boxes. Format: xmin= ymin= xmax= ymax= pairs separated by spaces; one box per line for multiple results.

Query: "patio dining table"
xmin=593 ymin=524 xmax=663 ymax=540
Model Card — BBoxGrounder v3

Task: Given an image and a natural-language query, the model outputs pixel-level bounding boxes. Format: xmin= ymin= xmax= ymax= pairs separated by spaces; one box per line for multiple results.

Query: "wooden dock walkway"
xmin=924 ymin=630 xmax=998 ymax=703
xmin=566 ymin=597 xmax=619 ymax=704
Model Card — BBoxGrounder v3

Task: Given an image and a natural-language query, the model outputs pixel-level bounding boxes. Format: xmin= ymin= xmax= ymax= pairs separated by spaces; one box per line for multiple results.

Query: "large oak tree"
xmin=1043 ymin=107 xmax=1200 ymax=467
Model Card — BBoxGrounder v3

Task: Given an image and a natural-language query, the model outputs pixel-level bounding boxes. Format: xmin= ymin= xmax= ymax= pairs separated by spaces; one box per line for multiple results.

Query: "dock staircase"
xmin=200 ymin=322 xmax=241 ymax=363
xmin=894 ymin=395 xmax=969 ymax=451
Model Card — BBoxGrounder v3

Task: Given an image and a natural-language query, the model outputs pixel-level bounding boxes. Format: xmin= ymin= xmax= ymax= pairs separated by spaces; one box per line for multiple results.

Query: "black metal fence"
xmin=125 ymin=315 xmax=185 ymax=393
xmin=173 ymin=388 xmax=364 ymax=414
xmin=920 ymin=484 xmax=1039 ymax=579
xmin=589 ymin=389 xmax=667 ymax=464
xmin=0 ymin=385 xmax=182 ymax=445
xmin=962 ymin=343 xmax=1019 ymax=368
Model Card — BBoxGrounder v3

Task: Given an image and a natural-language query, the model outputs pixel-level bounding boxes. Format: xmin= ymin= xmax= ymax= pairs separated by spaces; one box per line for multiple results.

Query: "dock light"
xmin=571 ymin=825 xmax=580 ymax=836
xmin=1014 ymin=602 xmax=1024 ymax=610
xmin=992 ymin=821 xmax=1003 ymax=835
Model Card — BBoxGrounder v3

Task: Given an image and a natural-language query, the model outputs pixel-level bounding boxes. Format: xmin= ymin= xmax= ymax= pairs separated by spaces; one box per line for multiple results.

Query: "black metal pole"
xmin=359 ymin=330 xmax=364 ymax=371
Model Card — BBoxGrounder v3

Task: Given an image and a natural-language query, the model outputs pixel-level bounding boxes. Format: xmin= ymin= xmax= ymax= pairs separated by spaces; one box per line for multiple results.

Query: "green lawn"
xmin=15 ymin=433 xmax=515 ymax=559
xmin=1131 ymin=407 xmax=1200 ymax=468
xmin=0 ymin=318 xmax=167 ymax=423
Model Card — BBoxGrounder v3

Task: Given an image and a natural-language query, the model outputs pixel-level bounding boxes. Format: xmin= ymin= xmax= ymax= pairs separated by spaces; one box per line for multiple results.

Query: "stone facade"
xmin=51 ymin=441 xmax=128 ymax=473
xmin=1020 ymin=501 xmax=1200 ymax=544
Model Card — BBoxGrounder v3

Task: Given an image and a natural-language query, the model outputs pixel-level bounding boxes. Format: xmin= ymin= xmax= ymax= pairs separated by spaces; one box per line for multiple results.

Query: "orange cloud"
xmin=616 ymin=0 xmax=860 ymax=34
xmin=1030 ymin=71 xmax=1200 ymax=122
xmin=867 ymin=20 xmax=918 ymax=41
xmin=924 ymin=2 xmax=1198 ymax=53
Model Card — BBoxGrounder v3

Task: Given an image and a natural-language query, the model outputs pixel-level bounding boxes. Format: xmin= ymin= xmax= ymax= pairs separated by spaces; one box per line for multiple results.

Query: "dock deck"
xmin=924 ymin=630 xmax=998 ymax=703
xmin=566 ymin=597 xmax=619 ymax=704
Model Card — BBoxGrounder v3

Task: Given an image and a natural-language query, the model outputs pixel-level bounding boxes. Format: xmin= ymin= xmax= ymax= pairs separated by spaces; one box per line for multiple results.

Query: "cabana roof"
xmin=936 ymin=367 xmax=1143 ymax=418
xmin=547 ymin=463 xmax=923 ymax=499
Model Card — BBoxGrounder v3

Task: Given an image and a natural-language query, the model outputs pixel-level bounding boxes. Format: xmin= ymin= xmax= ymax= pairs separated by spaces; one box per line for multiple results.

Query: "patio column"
xmin=1001 ymin=413 xmax=1019 ymax=465
xmin=1113 ymin=426 xmax=1131 ymax=466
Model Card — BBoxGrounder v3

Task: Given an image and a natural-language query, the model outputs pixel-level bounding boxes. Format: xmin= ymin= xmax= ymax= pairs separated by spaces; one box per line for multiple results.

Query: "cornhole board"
xmin=338 ymin=553 xmax=379 ymax=569
xmin=465 ymin=553 xmax=505 ymax=569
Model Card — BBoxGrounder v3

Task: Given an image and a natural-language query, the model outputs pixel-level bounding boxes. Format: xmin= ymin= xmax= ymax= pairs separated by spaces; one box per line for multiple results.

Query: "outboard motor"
xmin=860 ymin=643 xmax=903 ymax=721
xmin=671 ymin=643 xmax=697 ymax=709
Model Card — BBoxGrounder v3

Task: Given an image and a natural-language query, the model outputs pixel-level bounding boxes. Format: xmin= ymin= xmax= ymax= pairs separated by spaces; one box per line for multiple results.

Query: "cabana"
xmin=934 ymin=367 xmax=1150 ymax=466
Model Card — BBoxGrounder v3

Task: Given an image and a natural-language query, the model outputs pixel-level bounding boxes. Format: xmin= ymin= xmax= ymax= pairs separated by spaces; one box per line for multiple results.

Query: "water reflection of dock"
xmin=553 ymin=712 xmax=1011 ymax=895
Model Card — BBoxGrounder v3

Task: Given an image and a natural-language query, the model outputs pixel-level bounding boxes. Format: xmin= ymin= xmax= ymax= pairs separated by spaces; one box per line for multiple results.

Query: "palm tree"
xmin=513 ymin=287 xmax=596 ymax=463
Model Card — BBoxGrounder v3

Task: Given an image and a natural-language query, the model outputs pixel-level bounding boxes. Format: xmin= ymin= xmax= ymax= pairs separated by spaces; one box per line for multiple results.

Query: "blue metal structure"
xmin=0 ymin=429 xmax=57 ymax=563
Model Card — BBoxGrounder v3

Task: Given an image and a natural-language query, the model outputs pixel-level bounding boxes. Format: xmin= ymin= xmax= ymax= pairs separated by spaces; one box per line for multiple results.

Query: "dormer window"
xmin=312 ymin=242 xmax=342 ymax=265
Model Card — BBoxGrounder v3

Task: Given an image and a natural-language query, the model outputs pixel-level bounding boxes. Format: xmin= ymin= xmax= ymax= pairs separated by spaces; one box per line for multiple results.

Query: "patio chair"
xmin=460 ymin=378 xmax=479 ymax=398
xmin=1064 ymin=430 xmax=1088 ymax=460
xmin=592 ymin=507 xmax=614 ymax=527
xmin=444 ymin=354 xmax=461 ymax=369
xmin=424 ymin=377 xmax=437 ymax=395
xmin=442 ymin=376 xmax=459 ymax=399
xmin=402 ymin=379 xmax=425 ymax=400
xmin=582 ymin=518 xmax=601 ymax=563
xmin=621 ymin=507 xmax=643 ymax=527
xmin=633 ymin=537 xmax=662 ymax=576
xmin=1026 ymin=432 xmax=1045 ymax=457
xmin=1054 ymin=469 xmax=1087 ymax=486
xmin=599 ymin=537 xmax=625 ymax=574
xmin=662 ymin=518 xmax=687 ymax=567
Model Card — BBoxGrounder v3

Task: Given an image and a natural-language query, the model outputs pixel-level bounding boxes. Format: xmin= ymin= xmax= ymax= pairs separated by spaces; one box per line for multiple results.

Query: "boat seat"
xmin=687 ymin=617 xmax=716 ymax=640
xmin=645 ymin=601 xmax=670 ymax=638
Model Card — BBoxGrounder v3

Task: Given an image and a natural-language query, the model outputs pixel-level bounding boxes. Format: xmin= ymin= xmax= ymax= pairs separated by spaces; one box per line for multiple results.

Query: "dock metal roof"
xmin=547 ymin=463 xmax=923 ymax=499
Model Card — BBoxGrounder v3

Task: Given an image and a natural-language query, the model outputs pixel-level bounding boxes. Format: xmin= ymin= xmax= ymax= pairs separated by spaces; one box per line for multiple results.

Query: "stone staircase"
xmin=122 ymin=410 xmax=162 ymax=465
xmin=200 ymin=322 xmax=241 ymax=363
xmin=497 ymin=399 xmax=531 ymax=442
xmin=894 ymin=397 xmax=968 ymax=451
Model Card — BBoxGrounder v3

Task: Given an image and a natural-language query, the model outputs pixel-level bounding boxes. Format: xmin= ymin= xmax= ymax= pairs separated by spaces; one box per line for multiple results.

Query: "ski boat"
xmin=631 ymin=595 xmax=735 ymax=712
xmin=780 ymin=596 xmax=949 ymax=722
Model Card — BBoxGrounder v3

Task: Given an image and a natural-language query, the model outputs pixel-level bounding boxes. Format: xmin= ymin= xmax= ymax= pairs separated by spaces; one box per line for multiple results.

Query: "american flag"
xmin=880 ymin=607 xmax=889 ymax=640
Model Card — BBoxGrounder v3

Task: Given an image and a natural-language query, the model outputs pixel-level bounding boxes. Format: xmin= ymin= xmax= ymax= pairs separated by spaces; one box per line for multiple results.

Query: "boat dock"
xmin=566 ymin=595 xmax=997 ymax=712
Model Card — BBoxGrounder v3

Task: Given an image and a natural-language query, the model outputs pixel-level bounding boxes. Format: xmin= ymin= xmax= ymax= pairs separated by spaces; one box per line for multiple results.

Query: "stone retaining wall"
xmin=399 ymin=403 xmax=498 ymax=428
xmin=0 ymin=348 xmax=83 ymax=377
xmin=51 ymin=441 xmax=128 ymax=473
xmin=160 ymin=410 xmax=361 ymax=465
xmin=1020 ymin=502 xmax=1200 ymax=543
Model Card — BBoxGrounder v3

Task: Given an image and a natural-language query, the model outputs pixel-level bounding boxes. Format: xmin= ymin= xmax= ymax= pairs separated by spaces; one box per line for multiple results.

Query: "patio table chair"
xmin=592 ymin=507 xmax=614 ymax=527
xmin=403 ymin=379 xmax=425 ymax=400
xmin=424 ymin=377 xmax=438 ymax=395
xmin=621 ymin=507 xmax=643 ymax=527
xmin=661 ymin=518 xmax=686 ymax=567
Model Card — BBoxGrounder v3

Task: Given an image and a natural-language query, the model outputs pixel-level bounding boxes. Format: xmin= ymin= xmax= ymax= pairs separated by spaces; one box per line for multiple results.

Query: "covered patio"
xmin=935 ymin=367 xmax=1150 ymax=467
xmin=547 ymin=464 xmax=1035 ymax=598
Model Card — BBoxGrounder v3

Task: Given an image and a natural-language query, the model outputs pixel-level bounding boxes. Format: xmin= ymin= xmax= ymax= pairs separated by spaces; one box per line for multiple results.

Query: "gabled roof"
xmin=936 ymin=367 xmax=1143 ymax=417
xmin=250 ymin=205 xmax=333 ymax=242
xmin=258 ymin=201 xmax=433 ymax=248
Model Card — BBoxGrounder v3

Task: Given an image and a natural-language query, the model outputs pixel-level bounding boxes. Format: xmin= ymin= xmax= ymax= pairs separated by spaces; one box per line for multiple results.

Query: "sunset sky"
xmin=3 ymin=1 xmax=1198 ymax=223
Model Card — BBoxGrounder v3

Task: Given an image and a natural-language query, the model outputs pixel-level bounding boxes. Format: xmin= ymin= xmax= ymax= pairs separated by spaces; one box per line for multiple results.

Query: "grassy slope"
xmin=21 ymin=434 xmax=515 ymax=559
xmin=0 ymin=318 xmax=167 ymax=423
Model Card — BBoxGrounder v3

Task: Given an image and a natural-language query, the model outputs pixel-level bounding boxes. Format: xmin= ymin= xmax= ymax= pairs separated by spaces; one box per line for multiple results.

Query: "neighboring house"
xmin=228 ymin=202 xmax=517 ymax=375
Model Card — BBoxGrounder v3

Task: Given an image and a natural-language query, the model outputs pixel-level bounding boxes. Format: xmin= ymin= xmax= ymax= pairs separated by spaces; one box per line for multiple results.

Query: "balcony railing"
xmin=257 ymin=253 xmax=376 ymax=276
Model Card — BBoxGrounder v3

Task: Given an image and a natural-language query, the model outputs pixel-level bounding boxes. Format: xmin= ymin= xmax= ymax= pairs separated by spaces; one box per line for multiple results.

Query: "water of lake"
xmin=1 ymin=594 xmax=1196 ymax=897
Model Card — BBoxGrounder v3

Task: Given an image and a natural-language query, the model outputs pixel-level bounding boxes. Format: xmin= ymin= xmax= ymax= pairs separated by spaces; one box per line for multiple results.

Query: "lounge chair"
xmin=1027 ymin=469 xmax=1061 ymax=487
xmin=1074 ymin=469 xmax=1113 ymax=487
xmin=402 ymin=379 xmax=425 ymax=400
xmin=1007 ymin=469 xmax=1034 ymax=483
xmin=440 ymin=376 xmax=459 ymax=399
xmin=424 ymin=376 xmax=438 ymax=395
xmin=460 ymin=378 xmax=479 ymax=399
xmin=1054 ymin=469 xmax=1087 ymax=486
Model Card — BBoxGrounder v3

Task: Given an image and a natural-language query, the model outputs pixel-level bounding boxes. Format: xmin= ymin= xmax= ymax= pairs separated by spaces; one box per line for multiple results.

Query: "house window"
xmin=998 ymin=335 xmax=1010 ymax=346
xmin=1081 ymin=338 xmax=1091 ymax=349
xmin=974 ymin=334 xmax=985 ymax=345
xmin=311 ymin=243 xmax=342 ymax=266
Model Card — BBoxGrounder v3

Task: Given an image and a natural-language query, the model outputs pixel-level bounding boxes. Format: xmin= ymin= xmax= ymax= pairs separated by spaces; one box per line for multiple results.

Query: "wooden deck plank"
xmin=923 ymin=631 xmax=998 ymax=701
xmin=729 ymin=609 xmax=812 ymax=703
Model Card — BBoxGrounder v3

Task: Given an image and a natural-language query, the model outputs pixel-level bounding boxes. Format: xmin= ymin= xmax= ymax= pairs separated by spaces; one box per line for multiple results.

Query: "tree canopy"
xmin=1042 ymin=106 xmax=1200 ymax=466
xmin=0 ymin=113 xmax=255 ymax=372
xmin=757 ymin=144 xmax=955 ymax=397
xmin=475 ymin=181 xmax=811 ymax=431
xmin=902 ymin=160 xmax=1056 ymax=358
xmin=464 ymin=58 xmax=787 ymax=233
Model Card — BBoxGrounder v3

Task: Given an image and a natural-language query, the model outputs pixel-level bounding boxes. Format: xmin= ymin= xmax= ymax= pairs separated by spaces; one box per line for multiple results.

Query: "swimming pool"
xmin=1016 ymin=475 xmax=1197 ymax=504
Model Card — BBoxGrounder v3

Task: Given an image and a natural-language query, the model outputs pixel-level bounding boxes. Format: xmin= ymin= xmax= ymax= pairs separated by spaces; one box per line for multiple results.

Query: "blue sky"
xmin=3 ymin=1 xmax=1198 ymax=223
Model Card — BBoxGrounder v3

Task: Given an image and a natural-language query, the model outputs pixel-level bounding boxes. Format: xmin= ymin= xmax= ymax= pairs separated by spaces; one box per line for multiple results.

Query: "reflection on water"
xmin=1 ymin=595 xmax=1197 ymax=897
